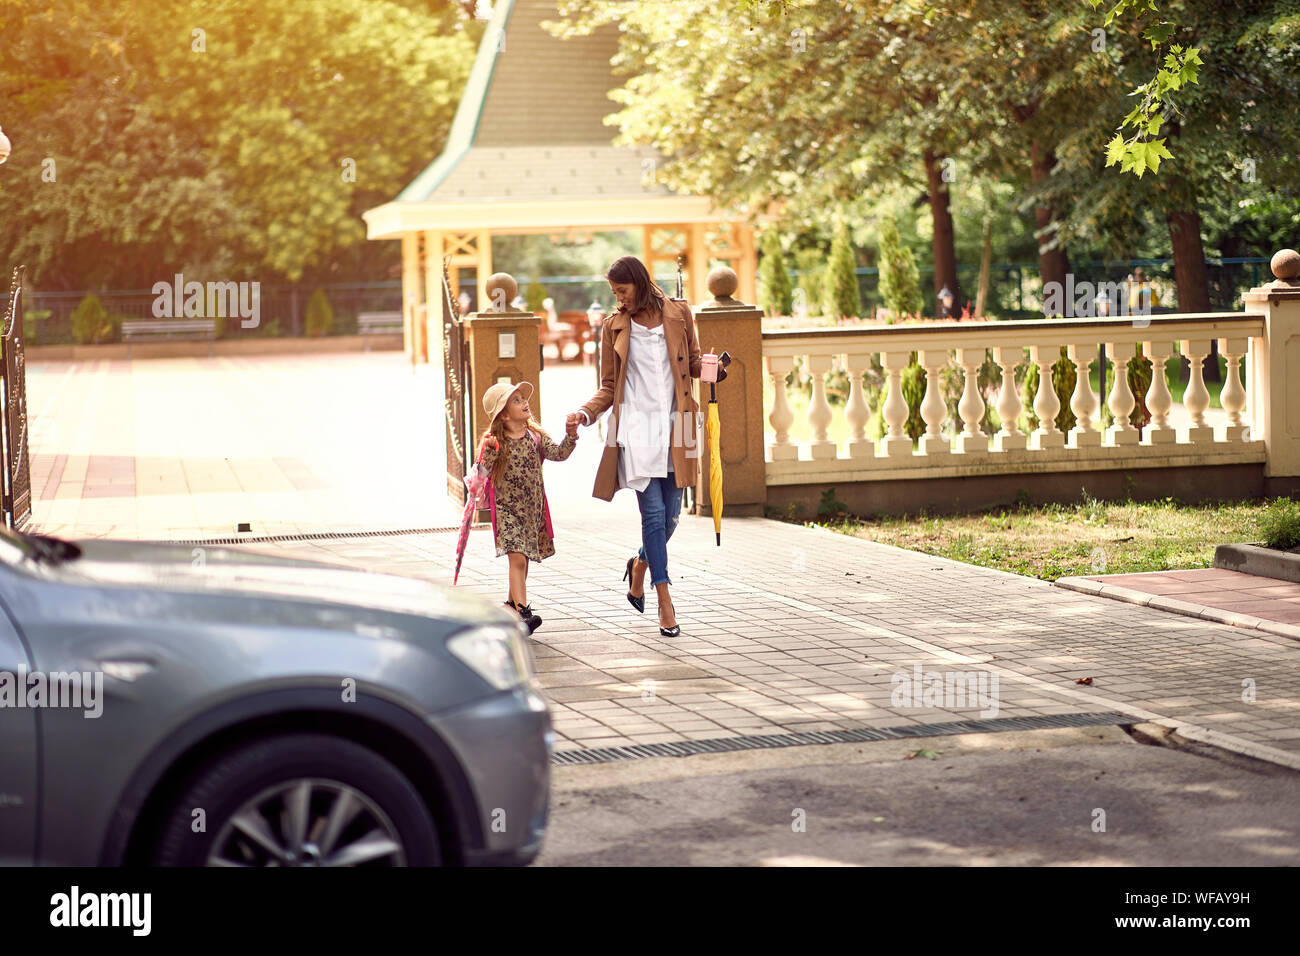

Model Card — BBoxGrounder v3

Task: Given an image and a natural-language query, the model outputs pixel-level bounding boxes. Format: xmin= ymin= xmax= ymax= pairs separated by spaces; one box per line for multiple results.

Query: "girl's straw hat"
xmin=483 ymin=381 xmax=533 ymax=423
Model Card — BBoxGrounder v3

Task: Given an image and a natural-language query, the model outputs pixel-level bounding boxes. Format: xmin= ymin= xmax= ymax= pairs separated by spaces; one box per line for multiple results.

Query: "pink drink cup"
xmin=700 ymin=352 xmax=719 ymax=383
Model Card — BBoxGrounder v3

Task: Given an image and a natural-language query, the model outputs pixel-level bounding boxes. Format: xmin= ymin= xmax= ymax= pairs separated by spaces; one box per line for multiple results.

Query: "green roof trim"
xmin=396 ymin=0 xmax=516 ymax=203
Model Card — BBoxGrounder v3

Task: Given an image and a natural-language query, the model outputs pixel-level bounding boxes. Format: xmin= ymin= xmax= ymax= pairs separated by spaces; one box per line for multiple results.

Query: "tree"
xmin=305 ymin=289 xmax=335 ymax=337
xmin=877 ymin=217 xmax=922 ymax=322
xmin=0 ymin=0 xmax=478 ymax=289
xmin=757 ymin=228 xmax=794 ymax=315
xmin=824 ymin=221 xmax=862 ymax=321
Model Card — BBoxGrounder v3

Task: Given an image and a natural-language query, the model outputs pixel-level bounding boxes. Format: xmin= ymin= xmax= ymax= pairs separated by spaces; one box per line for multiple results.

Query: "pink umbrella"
xmin=454 ymin=454 xmax=491 ymax=585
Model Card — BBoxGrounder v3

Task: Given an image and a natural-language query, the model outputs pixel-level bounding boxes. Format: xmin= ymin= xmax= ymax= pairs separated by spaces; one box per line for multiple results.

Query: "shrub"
xmin=1259 ymin=497 xmax=1300 ymax=550
xmin=877 ymin=217 xmax=923 ymax=321
xmin=757 ymin=228 xmax=794 ymax=315
xmin=525 ymin=278 xmax=548 ymax=313
xmin=71 ymin=295 xmax=114 ymax=345
xmin=824 ymin=221 xmax=862 ymax=320
xmin=1021 ymin=347 xmax=1078 ymax=433
xmin=305 ymin=289 xmax=334 ymax=337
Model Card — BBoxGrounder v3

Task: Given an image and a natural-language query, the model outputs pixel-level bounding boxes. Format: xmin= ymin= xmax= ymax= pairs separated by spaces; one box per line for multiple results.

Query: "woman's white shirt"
xmin=616 ymin=319 xmax=676 ymax=492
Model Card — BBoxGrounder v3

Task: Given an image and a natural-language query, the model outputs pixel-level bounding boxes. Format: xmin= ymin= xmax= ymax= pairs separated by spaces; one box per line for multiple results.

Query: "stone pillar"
xmin=462 ymin=273 xmax=542 ymax=448
xmin=693 ymin=266 xmax=767 ymax=518
xmin=401 ymin=233 xmax=421 ymax=365
xmin=1242 ymin=249 xmax=1300 ymax=491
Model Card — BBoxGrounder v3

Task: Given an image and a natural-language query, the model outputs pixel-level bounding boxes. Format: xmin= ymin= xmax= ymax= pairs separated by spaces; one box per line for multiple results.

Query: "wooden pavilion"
xmin=362 ymin=0 xmax=759 ymax=366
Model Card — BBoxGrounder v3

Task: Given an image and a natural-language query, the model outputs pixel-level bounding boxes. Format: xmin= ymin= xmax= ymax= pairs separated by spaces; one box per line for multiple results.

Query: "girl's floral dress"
xmin=480 ymin=429 xmax=576 ymax=560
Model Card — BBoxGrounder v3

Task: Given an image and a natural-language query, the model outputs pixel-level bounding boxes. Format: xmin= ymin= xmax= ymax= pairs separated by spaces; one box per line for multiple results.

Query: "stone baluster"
xmin=1027 ymin=345 xmax=1064 ymax=451
xmin=879 ymin=351 xmax=913 ymax=457
xmin=992 ymin=346 xmax=1025 ymax=452
xmin=1141 ymin=340 xmax=1176 ymax=445
xmin=1217 ymin=337 xmax=1249 ymax=442
xmin=1066 ymin=343 xmax=1101 ymax=449
xmin=844 ymin=352 xmax=875 ymax=458
xmin=1104 ymin=342 xmax=1139 ymax=446
xmin=953 ymin=347 xmax=988 ymax=454
xmin=765 ymin=354 xmax=798 ymax=461
xmin=1180 ymin=339 xmax=1214 ymax=443
xmin=918 ymin=349 xmax=950 ymax=457
xmin=807 ymin=354 xmax=837 ymax=458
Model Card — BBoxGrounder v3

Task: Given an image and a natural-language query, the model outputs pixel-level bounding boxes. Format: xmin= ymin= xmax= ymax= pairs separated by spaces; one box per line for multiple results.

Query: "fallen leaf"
xmin=1075 ymin=676 xmax=1094 ymax=685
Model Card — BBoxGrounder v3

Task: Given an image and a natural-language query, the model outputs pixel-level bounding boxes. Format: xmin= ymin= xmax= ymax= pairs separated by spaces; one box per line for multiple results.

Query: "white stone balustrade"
xmin=761 ymin=312 xmax=1267 ymax=486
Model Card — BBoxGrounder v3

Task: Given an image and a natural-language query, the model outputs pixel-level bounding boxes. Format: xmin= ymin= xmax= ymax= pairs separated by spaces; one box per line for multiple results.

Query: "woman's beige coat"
xmin=581 ymin=294 xmax=703 ymax=501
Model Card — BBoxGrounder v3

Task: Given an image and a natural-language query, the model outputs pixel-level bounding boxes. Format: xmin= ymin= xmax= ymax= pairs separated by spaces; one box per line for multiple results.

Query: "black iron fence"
xmin=0 ymin=258 xmax=1272 ymax=347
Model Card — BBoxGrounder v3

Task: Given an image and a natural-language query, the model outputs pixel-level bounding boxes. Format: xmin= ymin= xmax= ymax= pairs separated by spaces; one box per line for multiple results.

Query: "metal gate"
xmin=443 ymin=257 xmax=472 ymax=505
xmin=1 ymin=266 xmax=32 ymax=531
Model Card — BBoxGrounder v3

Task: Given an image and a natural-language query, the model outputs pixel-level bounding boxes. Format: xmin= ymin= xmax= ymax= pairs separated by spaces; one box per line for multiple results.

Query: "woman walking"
xmin=567 ymin=256 xmax=704 ymax=637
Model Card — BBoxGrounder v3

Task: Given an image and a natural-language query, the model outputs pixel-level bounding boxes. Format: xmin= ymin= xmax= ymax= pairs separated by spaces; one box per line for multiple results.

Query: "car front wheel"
xmin=152 ymin=733 xmax=442 ymax=867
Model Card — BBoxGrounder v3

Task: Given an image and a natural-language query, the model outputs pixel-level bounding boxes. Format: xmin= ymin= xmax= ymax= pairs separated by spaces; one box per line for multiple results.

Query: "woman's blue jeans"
xmin=636 ymin=474 xmax=683 ymax=586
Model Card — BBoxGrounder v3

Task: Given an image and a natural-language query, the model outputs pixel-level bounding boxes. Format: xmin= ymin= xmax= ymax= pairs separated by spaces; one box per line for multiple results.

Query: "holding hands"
xmin=565 ymin=411 xmax=585 ymax=437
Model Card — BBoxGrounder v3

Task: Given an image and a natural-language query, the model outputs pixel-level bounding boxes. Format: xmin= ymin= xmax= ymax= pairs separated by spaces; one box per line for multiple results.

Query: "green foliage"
xmin=818 ymin=487 xmax=848 ymax=519
xmin=824 ymin=221 xmax=862 ymax=321
xmin=877 ymin=217 xmax=922 ymax=321
xmin=1022 ymin=348 xmax=1079 ymax=434
xmin=304 ymin=290 xmax=335 ymax=337
xmin=525 ymin=278 xmax=548 ymax=313
xmin=0 ymin=0 xmax=478 ymax=288
xmin=1259 ymin=497 xmax=1300 ymax=550
xmin=70 ymin=295 xmax=113 ymax=345
xmin=900 ymin=359 xmax=926 ymax=440
xmin=1089 ymin=0 xmax=1202 ymax=176
xmin=757 ymin=228 xmax=794 ymax=315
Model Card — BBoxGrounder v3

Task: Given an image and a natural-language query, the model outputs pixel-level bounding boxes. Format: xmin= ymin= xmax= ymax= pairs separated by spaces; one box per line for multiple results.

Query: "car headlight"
xmin=446 ymin=623 xmax=534 ymax=690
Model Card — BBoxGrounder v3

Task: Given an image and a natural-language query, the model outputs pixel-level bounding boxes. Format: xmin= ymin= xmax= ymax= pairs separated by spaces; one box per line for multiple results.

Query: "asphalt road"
xmin=535 ymin=725 xmax=1300 ymax=866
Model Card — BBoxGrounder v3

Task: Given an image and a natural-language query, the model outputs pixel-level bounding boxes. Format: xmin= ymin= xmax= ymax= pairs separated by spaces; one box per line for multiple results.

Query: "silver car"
xmin=0 ymin=529 xmax=551 ymax=866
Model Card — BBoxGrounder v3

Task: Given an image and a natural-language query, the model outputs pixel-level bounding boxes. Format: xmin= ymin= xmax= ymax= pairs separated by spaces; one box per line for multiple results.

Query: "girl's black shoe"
xmin=505 ymin=599 xmax=542 ymax=634
xmin=623 ymin=557 xmax=645 ymax=613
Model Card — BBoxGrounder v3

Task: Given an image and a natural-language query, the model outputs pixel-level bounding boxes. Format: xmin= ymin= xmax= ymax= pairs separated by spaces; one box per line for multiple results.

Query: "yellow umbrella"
xmin=707 ymin=399 xmax=723 ymax=546
xmin=704 ymin=351 xmax=731 ymax=546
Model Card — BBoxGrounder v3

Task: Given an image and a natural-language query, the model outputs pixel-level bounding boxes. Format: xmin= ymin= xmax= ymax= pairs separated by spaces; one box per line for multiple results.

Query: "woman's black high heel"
xmin=658 ymin=597 xmax=680 ymax=638
xmin=623 ymin=557 xmax=645 ymax=613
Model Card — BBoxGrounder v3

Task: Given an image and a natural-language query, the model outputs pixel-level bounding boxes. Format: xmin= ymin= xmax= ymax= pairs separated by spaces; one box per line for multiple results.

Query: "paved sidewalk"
xmin=229 ymin=509 xmax=1300 ymax=769
xmin=25 ymin=353 xmax=1300 ymax=770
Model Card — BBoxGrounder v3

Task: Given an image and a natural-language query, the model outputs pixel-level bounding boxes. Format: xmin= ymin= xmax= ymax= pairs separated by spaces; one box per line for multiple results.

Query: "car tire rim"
xmin=206 ymin=778 xmax=407 ymax=867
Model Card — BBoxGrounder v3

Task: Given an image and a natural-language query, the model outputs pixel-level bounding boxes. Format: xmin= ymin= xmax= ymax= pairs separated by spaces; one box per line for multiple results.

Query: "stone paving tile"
xmin=34 ymin=356 xmax=1297 ymax=762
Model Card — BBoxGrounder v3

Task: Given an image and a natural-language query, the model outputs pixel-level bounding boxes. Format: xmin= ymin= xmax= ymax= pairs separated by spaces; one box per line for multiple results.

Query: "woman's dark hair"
xmin=606 ymin=255 xmax=665 ymax=317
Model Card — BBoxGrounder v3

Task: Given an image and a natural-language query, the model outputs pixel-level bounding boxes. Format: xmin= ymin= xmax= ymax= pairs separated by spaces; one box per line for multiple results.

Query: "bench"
xmin=539 ymin=311 xmax=592 ymax=363
xmin=358 ymin=311 xmax=403 ymax=351
xmin=121 ymin=319 xmax=216 ymax=358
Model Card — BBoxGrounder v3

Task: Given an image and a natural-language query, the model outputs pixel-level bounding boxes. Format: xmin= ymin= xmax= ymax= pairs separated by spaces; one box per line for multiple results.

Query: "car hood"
xmin=26 ymin=538 xmax=500 ymax=625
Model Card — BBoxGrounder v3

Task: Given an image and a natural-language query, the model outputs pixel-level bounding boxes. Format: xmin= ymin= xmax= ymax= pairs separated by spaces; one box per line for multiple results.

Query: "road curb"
xmin=1053 ymin=575 xmax=1300 ymax=643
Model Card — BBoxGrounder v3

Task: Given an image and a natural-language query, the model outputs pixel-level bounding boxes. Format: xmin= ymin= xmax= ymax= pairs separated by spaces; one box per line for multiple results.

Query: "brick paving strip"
xmin=226 ymin=512 xmax=1300 ymax=771
xmin=1056 ymin=569 xmax=1300 ymax=642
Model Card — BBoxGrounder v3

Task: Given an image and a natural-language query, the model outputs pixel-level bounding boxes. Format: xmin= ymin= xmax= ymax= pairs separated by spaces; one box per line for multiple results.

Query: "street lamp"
xmin=938 ymin=285 xmax=956 ymax=319
xmin=0 ymin=127 xmax=11 ymax=165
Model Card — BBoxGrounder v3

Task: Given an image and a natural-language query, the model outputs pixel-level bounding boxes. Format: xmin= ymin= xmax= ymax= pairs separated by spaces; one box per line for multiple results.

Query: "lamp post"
xmin=938 ymin=285 xmax=956 ymax=319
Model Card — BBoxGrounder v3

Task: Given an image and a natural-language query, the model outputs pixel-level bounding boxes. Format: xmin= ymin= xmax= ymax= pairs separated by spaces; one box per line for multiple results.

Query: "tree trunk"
xmin=923 ymin=150 xmax=959 ymax=315
xmin=975 ymin=215 xmax=993 ymax=318
xmin=1167 ymin=206 xmax=1219 ymax=382
xmin=1030 ymin=141 xmax=1069 ymax=294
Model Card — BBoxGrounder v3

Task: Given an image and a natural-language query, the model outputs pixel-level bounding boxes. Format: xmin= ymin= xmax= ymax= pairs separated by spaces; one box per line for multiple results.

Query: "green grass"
xmin=806 ymin=495 xmax=1273 ymax=581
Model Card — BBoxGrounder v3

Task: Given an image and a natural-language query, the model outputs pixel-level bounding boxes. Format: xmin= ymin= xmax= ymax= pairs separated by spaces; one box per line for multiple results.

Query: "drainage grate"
xmin=550 ymin=711 xmax=1133 ymax=766
xmin=136 ymin=526 xmax=472 ymax=546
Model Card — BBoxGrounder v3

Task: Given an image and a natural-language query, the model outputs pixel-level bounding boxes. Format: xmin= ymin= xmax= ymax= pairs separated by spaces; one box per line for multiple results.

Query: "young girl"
xmin=477 ymin=381 xmax=577 ymax=633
